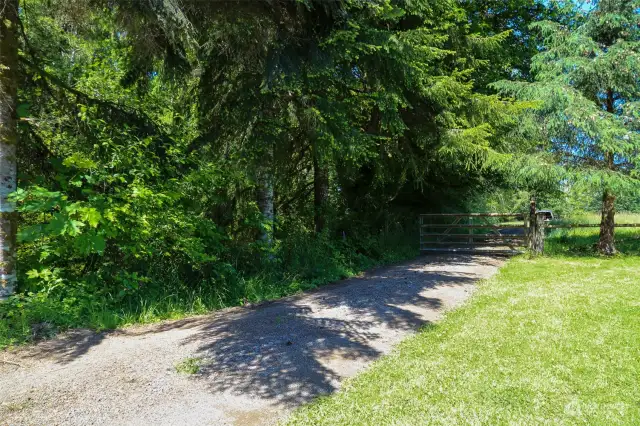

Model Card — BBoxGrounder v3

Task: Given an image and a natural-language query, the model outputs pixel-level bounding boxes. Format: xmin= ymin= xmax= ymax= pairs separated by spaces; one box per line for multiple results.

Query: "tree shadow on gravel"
xmin=181 ymin=256 xmax=484 ymax=407
xmin=7 ymin=254 xmax=495 ymax=382
xmin=10 ymin=329 xmax=106 ymax=365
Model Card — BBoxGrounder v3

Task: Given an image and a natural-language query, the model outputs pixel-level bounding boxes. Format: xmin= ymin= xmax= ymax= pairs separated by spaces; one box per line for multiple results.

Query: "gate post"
xmin=530 ymin=212 xmax=546 ymax=255
xmin=527 ymin=197 xmax=545 ymax=255
xmin=527 ymin=197 xmax=536 ymax=249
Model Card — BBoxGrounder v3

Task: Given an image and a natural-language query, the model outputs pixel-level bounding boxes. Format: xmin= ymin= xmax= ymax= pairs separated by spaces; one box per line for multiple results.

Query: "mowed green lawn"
xmin=288 ymin=234 xmax=640 ymax=424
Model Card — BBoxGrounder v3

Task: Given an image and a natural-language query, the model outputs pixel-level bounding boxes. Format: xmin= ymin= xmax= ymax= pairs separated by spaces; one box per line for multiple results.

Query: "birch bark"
xmin=0 ymin=0 xmax=19 ymax=299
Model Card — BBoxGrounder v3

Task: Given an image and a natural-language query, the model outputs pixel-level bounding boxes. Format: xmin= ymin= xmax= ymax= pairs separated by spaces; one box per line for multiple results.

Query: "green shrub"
xmin=1 ymin=224 xmax=418 ymax=348
xmin=175 ymin=357 xmax=203 ymax=375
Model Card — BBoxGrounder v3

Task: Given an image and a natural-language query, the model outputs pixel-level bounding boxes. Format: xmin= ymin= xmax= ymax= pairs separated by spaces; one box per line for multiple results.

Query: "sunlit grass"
xmin=288 ymin=228 xmax=640 ymax=425
xmin=175 ymin=357 xmax=204 ymax=375
xmin=546 ymin=212 xmax=640 ymax=256
xmin=554 ymin=212 xmax=640 ymax=224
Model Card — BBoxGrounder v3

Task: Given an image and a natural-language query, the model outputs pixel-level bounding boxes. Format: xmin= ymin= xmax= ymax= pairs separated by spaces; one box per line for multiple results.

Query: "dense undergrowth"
xmin=0 ymin=228 xmax=417 ymax=348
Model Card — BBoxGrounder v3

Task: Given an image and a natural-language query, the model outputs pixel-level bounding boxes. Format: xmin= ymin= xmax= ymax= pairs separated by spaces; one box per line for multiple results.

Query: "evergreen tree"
xmin=494 ymin=0 xmax=640 ymax=254
xmin=461 ymin=0 xmax=553 ymax=87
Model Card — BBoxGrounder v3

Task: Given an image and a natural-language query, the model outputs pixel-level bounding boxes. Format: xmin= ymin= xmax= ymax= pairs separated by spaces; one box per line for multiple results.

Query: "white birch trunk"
xmin=313 ymin=144 xmax=328 ymax=233
xmin=256 ymin=167 xmax=274 ymax=243
xmin=256 ymin=143 xmax=274 ymax=244
xmin=0 ymin=0 xmax=19 ymax=299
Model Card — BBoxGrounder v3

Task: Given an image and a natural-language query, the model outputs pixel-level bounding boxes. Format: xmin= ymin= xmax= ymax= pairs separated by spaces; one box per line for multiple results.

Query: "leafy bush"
xmin=1 ymin=220 xmax=417 ymax=348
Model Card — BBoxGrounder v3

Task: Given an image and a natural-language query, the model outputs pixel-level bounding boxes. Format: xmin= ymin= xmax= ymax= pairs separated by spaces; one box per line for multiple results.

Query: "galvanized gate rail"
xmin=420 ymin=213 xmax=528 ymax=254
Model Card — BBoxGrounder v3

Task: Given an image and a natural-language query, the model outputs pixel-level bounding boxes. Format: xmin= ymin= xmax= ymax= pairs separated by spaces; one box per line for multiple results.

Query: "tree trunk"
xmin=256 ymin=170 xmax=274 ymax=243
xmin=256 ymin=146 xmax=274 ymax=244
xmin=530 ymin=212 xmax=546 ymax=255
xmin=313 ymin=147 xmax=329 ymax=233
xmin=0 ymin=0 xmax=19 ymax=300
xmin=599 ymin=90 xmax=616 ymax=255
xmin=527 ymin=196 xmax=536 ymax=249
xmin=598 ymin=189 xmax=616 ymax=255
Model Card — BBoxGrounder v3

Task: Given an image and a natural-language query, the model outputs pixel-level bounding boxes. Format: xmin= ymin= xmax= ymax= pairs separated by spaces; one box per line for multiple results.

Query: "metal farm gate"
xmin=419 ymin=213 xmax=528 ymax=254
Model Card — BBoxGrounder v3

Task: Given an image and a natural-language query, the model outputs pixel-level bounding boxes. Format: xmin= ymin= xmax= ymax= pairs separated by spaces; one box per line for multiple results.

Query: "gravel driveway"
xmin=0 ymin=254 xmax=504 ymax=426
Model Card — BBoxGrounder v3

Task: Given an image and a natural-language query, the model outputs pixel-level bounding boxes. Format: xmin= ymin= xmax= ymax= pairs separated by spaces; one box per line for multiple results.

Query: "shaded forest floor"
xmin=0 ymin=254 xmax=503 ymax=426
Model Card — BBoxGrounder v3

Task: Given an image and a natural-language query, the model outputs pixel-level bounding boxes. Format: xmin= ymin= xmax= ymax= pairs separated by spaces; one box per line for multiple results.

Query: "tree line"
xmin=0 ymin=0 xmax=638 ymax=336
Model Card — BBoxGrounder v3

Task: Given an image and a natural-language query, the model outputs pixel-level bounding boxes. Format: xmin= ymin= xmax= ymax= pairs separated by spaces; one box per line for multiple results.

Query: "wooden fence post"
xmin=530 ymin=212 xmax=546 ymax=255
xmin=419 ymin=215 xmax=423 ymax=249
xmin=527 ymin=197 xmax=536 ymax=250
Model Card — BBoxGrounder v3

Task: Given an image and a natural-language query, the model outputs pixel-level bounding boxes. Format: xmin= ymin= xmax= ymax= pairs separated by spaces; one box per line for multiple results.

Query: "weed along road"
xmin=0 ymin=254 xmax=503 ymax=426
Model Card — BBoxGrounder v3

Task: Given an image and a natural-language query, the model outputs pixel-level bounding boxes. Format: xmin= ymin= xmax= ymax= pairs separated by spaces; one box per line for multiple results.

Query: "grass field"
xmin=546 ymin=213 xmax=640 ymax=256
xmin=288 ymin=217 xmax=640 ymax=425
